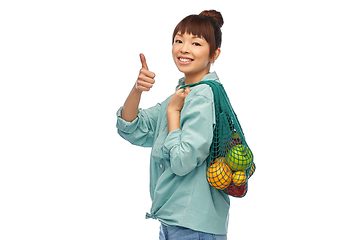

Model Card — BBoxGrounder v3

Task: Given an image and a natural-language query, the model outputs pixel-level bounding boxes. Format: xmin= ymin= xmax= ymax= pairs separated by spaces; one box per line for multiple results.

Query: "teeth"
xmin=180 ymin=58 xmax=192 ymax=62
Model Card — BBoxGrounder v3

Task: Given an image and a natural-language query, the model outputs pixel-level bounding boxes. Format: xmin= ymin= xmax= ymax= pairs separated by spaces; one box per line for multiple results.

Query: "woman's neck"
xmin=184 ymin=69 xmax=210 ymax=85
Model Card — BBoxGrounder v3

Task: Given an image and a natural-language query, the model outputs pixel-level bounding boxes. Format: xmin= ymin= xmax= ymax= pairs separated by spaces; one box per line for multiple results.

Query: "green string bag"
xmin=180 ymin=81 xmax=255 ymax=197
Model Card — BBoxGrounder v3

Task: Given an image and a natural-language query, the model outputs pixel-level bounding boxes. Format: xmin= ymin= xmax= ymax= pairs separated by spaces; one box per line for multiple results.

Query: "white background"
xmin=1 ymin=0 xmax=359 ymax=239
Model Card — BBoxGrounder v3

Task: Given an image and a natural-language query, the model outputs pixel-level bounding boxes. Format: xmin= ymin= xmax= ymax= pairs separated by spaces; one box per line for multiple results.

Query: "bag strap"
xmin=180 ymin=80 xmax=245 ymax=137
xmin=179 ymin=80 xmax=222 ymax=114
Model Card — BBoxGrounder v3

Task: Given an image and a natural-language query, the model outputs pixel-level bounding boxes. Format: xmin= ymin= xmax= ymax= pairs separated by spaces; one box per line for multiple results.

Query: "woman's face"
xmin=172 ymin=32 xmax=212 ymax=77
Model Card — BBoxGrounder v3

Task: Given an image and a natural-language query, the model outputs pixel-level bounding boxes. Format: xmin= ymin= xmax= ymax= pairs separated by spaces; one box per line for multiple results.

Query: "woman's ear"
xmin=211 ymin=48 xmax=221 ymax=63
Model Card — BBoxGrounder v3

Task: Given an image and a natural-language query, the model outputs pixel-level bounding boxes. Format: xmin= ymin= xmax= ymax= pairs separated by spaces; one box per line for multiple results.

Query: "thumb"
xmin=184 ymin=87 xmax=191 ymax=96
xmin=139 ymin=53 xmax=149 ymax=70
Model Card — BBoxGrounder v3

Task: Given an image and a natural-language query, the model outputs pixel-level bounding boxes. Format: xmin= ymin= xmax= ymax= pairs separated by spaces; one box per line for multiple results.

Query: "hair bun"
xmin=200 ymin=10 xmax=224 ymax=28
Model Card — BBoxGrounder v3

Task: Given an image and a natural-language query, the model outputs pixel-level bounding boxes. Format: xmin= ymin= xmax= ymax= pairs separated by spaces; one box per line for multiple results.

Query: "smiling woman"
xmin=172 ymin=10 xmax=223 ymax=85
xmin=117 ymin=9 xmax=231 ymax=239
xmin=172 ymin=10 xmax=223 ymax=60
xmin=172 ymin=33 xmax=217 ymax=84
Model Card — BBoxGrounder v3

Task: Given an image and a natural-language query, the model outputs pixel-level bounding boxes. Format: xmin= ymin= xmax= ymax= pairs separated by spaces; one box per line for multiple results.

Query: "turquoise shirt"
xmin=116 ymin=72 xmax=230 ymax=235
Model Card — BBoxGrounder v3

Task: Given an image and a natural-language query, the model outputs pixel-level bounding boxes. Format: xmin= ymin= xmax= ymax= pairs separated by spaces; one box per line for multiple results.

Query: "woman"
xmin=117 ymin=10 xmax=229 ymax=239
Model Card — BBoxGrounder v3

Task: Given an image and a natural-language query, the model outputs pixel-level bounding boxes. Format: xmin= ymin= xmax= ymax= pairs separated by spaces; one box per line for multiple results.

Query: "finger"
xmin=174 ymin=88 xmax=183 ymax=95
xmin=174 ymin=87 xmax=190 ymax=98
xmin=140 ymin=68 xmax=156 ymax=79
xmin=139 ymin=53 xmax=149 ymax=70
xmin=184 ymin=87 xmax=191 ymax=97
xmin=136 ymin=84 xmax=151 ymax=92
xmin=139 ymin=73 xmax=155 ymax=85
xmin=137 ymin=79 xmax=154 ymax=89
xmin=136 ymin=83 xmax=151 ymax=92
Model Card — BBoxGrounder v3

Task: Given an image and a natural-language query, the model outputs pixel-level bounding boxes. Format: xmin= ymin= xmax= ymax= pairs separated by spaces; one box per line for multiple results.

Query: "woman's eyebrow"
xmin=176 ymin=33 xmax=203 ymax=40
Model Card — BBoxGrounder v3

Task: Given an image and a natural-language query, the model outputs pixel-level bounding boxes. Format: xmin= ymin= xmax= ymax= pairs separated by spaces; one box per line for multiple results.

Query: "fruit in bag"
xmin=232 ymin=170 xmax=247 ymax=186
xmin=226 ymin=144 xmax=253 ymax=171
xmin=207 ymin=158 xmax=232 ymax=190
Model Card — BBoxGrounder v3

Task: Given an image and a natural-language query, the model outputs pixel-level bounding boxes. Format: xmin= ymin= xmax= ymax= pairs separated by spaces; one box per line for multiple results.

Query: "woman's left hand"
xmin=167 ymin=87 xmax=191 ymax=112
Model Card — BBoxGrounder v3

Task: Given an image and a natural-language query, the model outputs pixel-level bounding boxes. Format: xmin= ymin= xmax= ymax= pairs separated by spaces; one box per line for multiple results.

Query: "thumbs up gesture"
xmin=135 ymin=53 xmax=156 ymax=92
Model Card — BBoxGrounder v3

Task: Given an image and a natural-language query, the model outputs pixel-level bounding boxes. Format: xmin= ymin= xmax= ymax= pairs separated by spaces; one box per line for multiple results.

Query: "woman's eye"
xmin=175 ymin=40 xmax=182 ymax=43
xmin=193 ymin=42 xmax=201 ymax=46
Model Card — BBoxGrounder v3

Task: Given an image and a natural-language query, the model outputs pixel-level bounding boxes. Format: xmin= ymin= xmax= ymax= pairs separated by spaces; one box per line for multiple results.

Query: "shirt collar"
xmin=176 ymin=71 xmax=220 ymax=89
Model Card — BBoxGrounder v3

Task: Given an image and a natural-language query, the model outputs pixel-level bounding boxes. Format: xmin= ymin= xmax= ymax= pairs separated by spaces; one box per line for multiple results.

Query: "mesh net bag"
xmin=180 ymin=80 xmax=255 ymax=197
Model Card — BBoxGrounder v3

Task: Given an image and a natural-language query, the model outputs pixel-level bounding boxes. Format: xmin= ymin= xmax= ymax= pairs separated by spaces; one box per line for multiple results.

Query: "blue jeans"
xmin=159 ymin=223 xmax=227 ymax=240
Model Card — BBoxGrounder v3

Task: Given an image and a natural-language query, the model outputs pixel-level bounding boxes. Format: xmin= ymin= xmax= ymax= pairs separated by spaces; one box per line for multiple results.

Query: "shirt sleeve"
xmin=116 ymin=103 xmax=161 ymax=148
xmin=163 ymin=91 xmax=214 ymax=176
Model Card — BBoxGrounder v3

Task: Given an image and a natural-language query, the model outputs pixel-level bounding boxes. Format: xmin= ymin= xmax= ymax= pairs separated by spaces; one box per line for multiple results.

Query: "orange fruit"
xmin=232 ymin=170 xmax=247 ymax=186
xmin=207 ymin=158 xmax=232 ymax=190
xmin=249 ymin=163 xmax=256 ymax=177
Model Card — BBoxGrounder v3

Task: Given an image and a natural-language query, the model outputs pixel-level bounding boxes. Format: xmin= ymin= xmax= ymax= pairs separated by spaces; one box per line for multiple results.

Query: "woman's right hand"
xmin=135 ymin=53 xmax=156 ymax=92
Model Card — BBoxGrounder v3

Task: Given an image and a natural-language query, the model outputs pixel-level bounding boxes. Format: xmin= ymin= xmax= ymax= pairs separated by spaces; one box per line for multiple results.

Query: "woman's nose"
xmin=180 ymin=43 xmax=190 ymax=54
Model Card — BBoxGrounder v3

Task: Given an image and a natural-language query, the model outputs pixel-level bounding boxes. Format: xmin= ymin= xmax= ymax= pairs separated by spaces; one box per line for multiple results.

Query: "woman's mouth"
xmin=178 ymin=57 xmax=193 ymax=65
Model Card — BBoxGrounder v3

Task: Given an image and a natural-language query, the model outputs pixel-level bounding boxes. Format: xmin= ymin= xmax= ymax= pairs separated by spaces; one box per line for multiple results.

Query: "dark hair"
xmin=172 ymin=10 xmax=224 ymax=60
